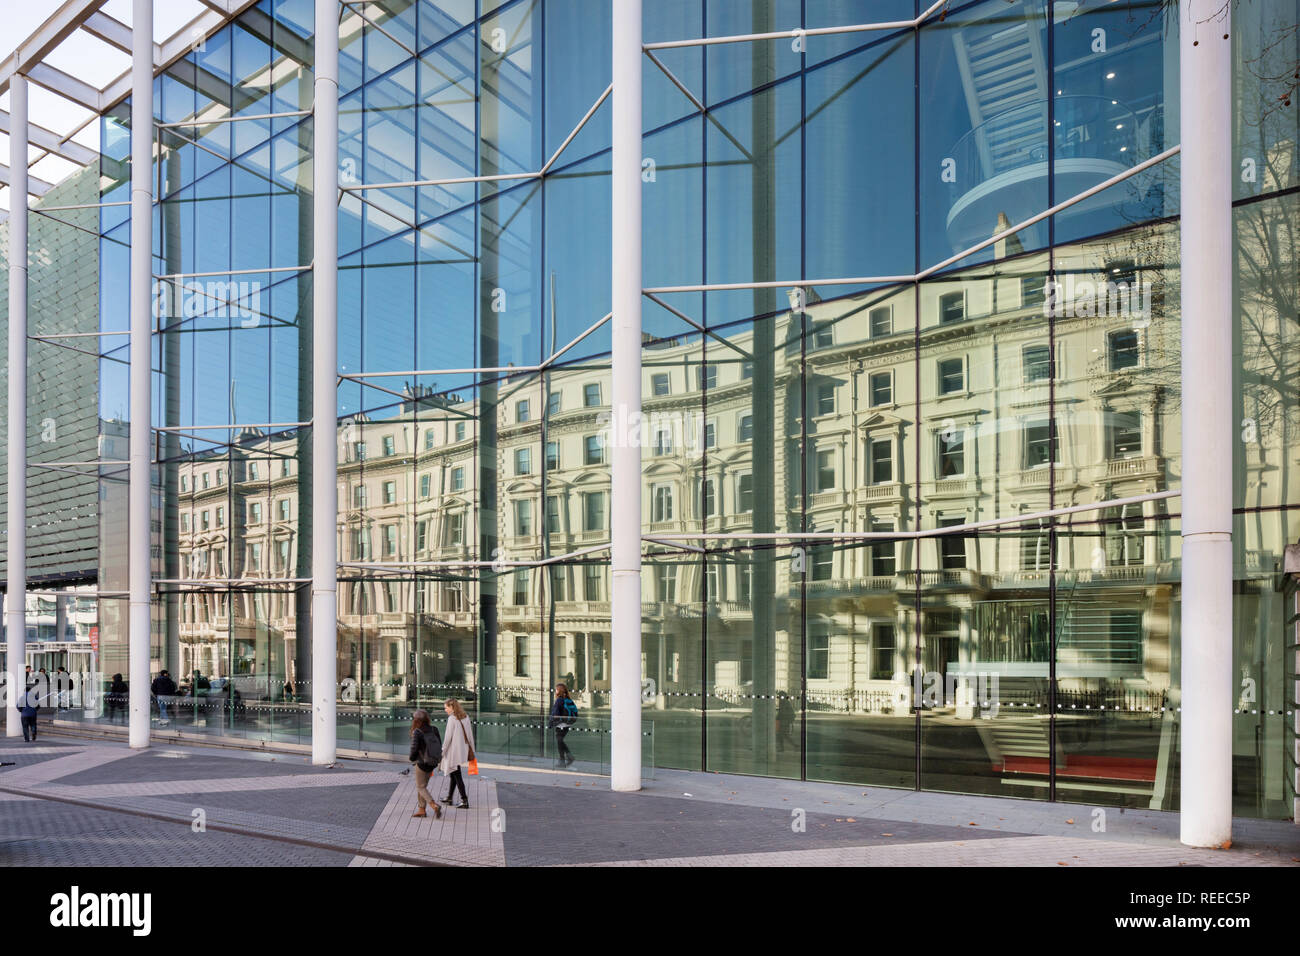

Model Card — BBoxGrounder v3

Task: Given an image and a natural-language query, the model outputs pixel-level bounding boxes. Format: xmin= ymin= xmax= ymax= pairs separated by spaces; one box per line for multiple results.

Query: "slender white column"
xmin=128 ymin=0 xmax=154 ymax=749
xmin=311 ymin=0 xmax=339 ymax=765
xmin=609 ymin=0 xmax=642 ymax=792
xmin=1179 ymin=0 xmax=1233 ymax=847
xmin=5 ymin=75 xmax=28 ymax=737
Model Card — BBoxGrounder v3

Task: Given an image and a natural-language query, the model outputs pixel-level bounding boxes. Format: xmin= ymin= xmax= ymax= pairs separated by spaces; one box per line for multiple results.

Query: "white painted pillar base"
xmin=609 ymin=0 xmax=643 ymax=793
xmin=1178 ymin=0 xmax=1234 ymax=848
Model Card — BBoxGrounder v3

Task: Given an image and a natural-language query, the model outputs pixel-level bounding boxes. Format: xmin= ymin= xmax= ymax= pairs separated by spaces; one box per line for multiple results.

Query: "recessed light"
xmin=1116 ymin=123 xmax=1123 ymax=129
xmin=1106 ymin=72 xmax=1116 ymax=79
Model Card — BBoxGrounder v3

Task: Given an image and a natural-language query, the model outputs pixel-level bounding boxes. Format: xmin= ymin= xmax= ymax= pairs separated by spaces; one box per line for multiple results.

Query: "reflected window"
xmin=351 ymin=529 xmax=369 ymax=560
xmin=382 ymin=436 xmax=395 ymax=457
xmin=513 ymin=569 xmax=529 ymax=606
xmin=516 ymin=400 xmax=530 ymax=423
xmin=181 ymin=513 xmax=189 ymax=532
xmin=653 ymin=426 xmax=673 ymax=456
xmin=871 ymin=521 xmax=896 ymax=576
xmin=1108 ymin=329 xmax=1140 ymax=370
xmin=248 ymin=542 xmax=261 ymax=571
xmin=739 ymin=414 xmax=753 ymax=442
xmin=737 ymin=557 xmax=752 ymax=603
xmin=451 ymin=467 xmax=465 ymax=491
xmin=514 ymin=500 xmax=533 ymax=536
xmin=1022 ymin=420 xmax=1059 ymax=468
xmin=181 ymin=475 xmax=189 ymax=492
xmin=282 ymin=459 xmax=291 ymax=477
xmin=1023 ymin=344 xmax=1051 ymax=383
xmin=548 ymin=391 xmax=562 ymax=415
xmin=203 ymin=473 xmax=211 ymax=490
xmin=652 ymin=484 xmax=674 ymax=523
xmin=585 ymin=565 xmax=604 ymax=600
xmin=737 ymin=473 xmax=754 ymax=513
xmin=354 ymin=442 xmax=367 ymax=462
xmin=938 ymin=516 xmax=966 ymax=570
xmin=216 ymin=507 xmax=225 ymax=528
xmin=278 ymin=499 xmax=290 ymax=521
xmin=808 ymin=626 xmax=829 ymax=680
xmin=445 ymin=513 xmax=464 ymax=546
xmin=216 ymin=469 xmax=224 ymax=485
xmin=870 ymin=305 xmax=893 ymax=337
xmin=937 ymin=430 xmax=965 ymax=478
xmin=454 ymin=422 xmax=467 ymax=442
xmin=545 ymin=440 xmax=560 ymax=470
xmin=249 ymin=462 xmax=260 ymax=481
xmin=583 ymin=491 xmax=606 ymax=531
xmin=583 ymin=383 xmax=602 ymax=407
xmin=514 ymin=636 xmax=529 ymax=678
xmin=1108 ymin=410 xmax=1142 ymax=458
xmin=811 ymin=539 xmax=833 ymax=580
xmin=816 ymin=449 xmax=836 ymax=491
xmin=551 ymin=567 xmax=569 ymax=602
xmin=383 ymin=480 xmax=397 ymax=504
xmin=249 ymin=502 xmax=262 ymax=524
xmin=697 ymin=364 xmax=717 ymax=391
xmin=1105 ymin=503 xmax=1145 ymax=566
xmin=816 ymin=382 xmax=835 ymax=416
xmin=1020 ymin=519 xmax=1050 ymax=570
xmin=1022 ymin=276 xmax=1047 ymax=311
xmin=869 ymin=371 xmax=893 ymax=407
xmin=871 ymin=624 xmax=895 ymax=681
xmin=812 ymin=321 xmax=834 ymax=349
xmin=584 ymin=435 xmax=604 ymax=465
xmin=515 ymin=447 xmax=532 ymax=476
xmin=416 ymin=521 xmax=427 ymax=552
xmin=382 ymin=525 xmax=397 ymax=557
xmin=656 ymin=565 xmax=676 ymax=603
xmin=201 ymin=510 xmax=210 ymax=531
xmin=939 ymin=291 xmax=965 ymax=324
xmin=420 ymin=474 xmax=431 ymax=498
xmin=353 ymin=485 xmax=367 ymax=508
xmin=699 ymin=478 xmax=716 ymax=518
xmin=277 ymin=540 xmax=290 ymax=571
xmin=652 ymin=372 xmax=670 ymax=396
xmin=870 ymin=438 xmax=893 ymax=484
xmin=704 ymin=420 xmax=717 ymax=449
xmin=742 ymin=360 xmax=754 ymax=380
xmin=938 ymin=357 xmax=965 ymax=395
xmin=546 ymin=495 xmax=562 ymax=533
xmin=424 ymin=429 xmax=436 ymax=451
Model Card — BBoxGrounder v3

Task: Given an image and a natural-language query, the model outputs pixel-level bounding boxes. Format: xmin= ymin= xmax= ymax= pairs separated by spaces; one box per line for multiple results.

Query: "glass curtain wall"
xmin=75 ymin=0 xmax=1298 ymax=818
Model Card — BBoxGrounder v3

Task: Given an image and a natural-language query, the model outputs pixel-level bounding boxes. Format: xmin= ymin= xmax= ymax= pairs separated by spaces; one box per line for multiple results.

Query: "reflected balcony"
xmin=945 ymin=97 xmax=1149 ymax=251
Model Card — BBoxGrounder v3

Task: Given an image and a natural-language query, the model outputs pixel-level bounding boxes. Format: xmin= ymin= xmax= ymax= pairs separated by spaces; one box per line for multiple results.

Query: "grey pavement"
xmin=0 ymin=733 xmax=1294 ymax=867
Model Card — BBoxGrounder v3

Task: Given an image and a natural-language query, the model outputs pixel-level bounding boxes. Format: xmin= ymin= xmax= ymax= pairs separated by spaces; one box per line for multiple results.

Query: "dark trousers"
xmin=554 ymin=728 xmax=573 ymax=763
xmin=20 ymin=715 xmax=37 ymax=741
xmin=445 ymin=768 xmax=467 ymax=803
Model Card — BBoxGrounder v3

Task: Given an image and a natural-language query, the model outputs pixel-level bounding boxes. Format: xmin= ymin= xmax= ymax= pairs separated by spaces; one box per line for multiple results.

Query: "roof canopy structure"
xmin=0 ymin=0 xmax=268 ymax=218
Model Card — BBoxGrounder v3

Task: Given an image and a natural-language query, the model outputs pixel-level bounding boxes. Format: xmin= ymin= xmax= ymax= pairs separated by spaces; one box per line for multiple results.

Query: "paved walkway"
xmin=0 ymin=734 xmax=1295 ymax=867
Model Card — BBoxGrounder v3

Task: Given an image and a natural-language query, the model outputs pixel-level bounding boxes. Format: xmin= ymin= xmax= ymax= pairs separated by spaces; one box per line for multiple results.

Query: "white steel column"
xmin=128 ymin=0 xmax=154 ymax=749
xmin=609 ymin=0 xmax=642 ymax=792
xmin=1179 ymin=0 xmax=1234 ymax=847
xmin=5 ymin=75 xmax=28 ymax=737
xmin=311 ymin=0 xmax=339 ymax=765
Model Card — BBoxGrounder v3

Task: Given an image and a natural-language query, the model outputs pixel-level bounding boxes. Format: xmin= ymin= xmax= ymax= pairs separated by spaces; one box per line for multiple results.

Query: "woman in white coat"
xmin=439 ymin=697 xmax=476 ymax=809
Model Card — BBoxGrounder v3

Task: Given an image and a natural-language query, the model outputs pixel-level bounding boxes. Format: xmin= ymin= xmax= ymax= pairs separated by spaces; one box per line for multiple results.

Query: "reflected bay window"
xmin=1108 ymin=410 xmax=1142 ymax=459
xmin=937 ymin=430 xmax=965 ymax=478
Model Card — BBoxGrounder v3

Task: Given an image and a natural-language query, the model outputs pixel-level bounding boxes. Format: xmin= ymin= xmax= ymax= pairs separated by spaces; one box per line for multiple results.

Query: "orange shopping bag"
xmin=467 ymin=758 xmax=479 ymax=776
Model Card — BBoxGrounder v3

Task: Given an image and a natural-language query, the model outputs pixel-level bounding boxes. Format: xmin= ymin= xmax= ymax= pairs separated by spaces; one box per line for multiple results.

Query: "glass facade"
xmin=2 ymin=0 xmax=1296 ymax=820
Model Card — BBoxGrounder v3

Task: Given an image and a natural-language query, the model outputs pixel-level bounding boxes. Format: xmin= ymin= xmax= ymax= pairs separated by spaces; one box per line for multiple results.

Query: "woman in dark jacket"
xmin=108 ymin=674 xmax=128 ymax=723
xmin=408 ymin=709 xmax=443 ymax=819
xmin=548 ymin=683 xmax=577 ymax=767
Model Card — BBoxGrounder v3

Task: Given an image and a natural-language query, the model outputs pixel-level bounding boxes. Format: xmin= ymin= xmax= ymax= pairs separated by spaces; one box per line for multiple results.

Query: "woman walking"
xmin=439 ymin=698 xmax=475 ymax=809
xmin=548 ymin=683 xmax=578 ymax=767
xmin=407 ymin=710 xmax=443 ymax=819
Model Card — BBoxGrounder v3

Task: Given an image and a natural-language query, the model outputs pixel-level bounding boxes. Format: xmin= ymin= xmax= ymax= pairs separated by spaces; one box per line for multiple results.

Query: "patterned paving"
xmin=0 ymin=737 xmax=1294 ymax=868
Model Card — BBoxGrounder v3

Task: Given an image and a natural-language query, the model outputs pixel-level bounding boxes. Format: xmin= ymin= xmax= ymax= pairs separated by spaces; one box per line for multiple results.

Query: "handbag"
xmin=460 ymin=717 xmax=478 ymax=775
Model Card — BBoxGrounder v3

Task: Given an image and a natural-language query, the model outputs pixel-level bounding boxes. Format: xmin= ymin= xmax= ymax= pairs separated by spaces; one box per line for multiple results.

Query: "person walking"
xmin=548 ymin=683 xmax=578 ymax=767
xmin=407 ymin=709 xmax=443 ymax=819
xmin=107 ymin=673 xmax=128 ymax=723
xmin=439 ymin=698 xmax=475 ymax=809
xmin=19 ymin=679 xmax=41 ymax=742
xmin=151 ymin=670 xmax=177 ymax=724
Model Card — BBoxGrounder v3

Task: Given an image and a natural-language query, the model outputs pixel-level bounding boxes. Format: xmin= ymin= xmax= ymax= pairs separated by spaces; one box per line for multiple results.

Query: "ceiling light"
xmin=1106 ymin=72 xmax=1116 ymax=79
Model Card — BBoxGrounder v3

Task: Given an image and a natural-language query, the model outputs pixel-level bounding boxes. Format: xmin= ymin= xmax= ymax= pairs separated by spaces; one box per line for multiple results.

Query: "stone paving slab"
xmin=0 ymin=796 xmax=356 ymax=867
xmin=143 ymin=783 xmax=400 ymax=832
xmin=593 ymin=834 xmax=1297 ymax=868
xmin=55 ymin=749 xmax=359 ymax=785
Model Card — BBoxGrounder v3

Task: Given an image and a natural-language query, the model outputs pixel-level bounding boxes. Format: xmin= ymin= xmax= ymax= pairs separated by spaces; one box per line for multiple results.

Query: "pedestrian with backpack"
xmin=439 ymin=698 xmax=476 ymax=809
xmin=548 ymin=683 xmax=579 ymax=767
xmin=408 ymin=709 xmax=443 ymax=819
